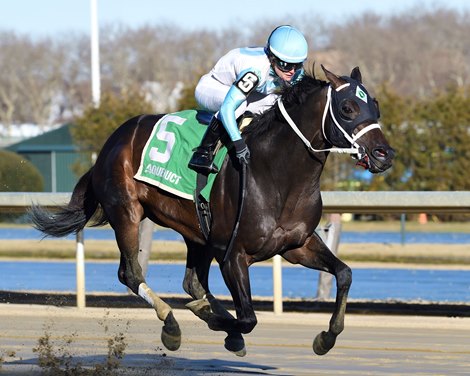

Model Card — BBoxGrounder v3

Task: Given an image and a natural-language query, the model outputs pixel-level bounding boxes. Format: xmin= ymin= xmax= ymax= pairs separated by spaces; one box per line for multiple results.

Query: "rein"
xmin=223 ymin=162 xmax=247 ymax=264
xmin=277 ymin=83 xmax=381 ymax=157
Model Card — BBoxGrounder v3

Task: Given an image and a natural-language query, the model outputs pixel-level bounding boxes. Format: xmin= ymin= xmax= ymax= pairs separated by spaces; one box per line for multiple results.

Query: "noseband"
xmin=277 ymin=83 xmax=381 ymax=157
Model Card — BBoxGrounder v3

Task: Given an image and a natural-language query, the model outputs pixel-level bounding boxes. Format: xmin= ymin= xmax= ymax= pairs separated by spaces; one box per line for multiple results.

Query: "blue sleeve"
xmin=219 ymin=70 xmax=260 ymax=142
xmin=219 ymin=85 xmax=246 ymax=141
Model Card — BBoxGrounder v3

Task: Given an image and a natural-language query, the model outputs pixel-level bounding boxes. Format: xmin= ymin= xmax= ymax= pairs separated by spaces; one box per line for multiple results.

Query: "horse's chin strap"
xmin=277 ymin=85 xmax=380 ymax=157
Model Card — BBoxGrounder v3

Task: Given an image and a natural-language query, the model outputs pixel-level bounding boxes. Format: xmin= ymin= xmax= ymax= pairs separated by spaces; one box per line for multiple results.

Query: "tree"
xmin=176 ymin=83 xmax=199 ymax=111
xmin=0 ymin=32 xmax=69 ymax=127
xmin=368 ymin=84 xmax=415 ymax=191
xmin=70 ymin=90 xmax=153 ymax=174
xmin=0 ymin=150 xmax=44 ymax=192
xmin=0 ymin=150 xmax=44 ymax=222
xmin=328 ymin=8 xmax=470 ymax=97
xmin=3 ymin=9 xmax=470 ymax=200
xmin=408 ymin=86 xmax=470 ymax=190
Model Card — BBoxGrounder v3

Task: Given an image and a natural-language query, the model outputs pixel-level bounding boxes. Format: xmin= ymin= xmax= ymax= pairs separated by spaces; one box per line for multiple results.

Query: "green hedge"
xmin=0 ymin=149 xmax=44 ymax=222
xmin=0 ymin=150 xmax=44 ymax=192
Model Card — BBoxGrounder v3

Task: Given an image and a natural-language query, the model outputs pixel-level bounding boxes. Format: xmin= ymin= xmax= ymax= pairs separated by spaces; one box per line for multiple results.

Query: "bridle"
xmin=277 ymin=82 xmax=381 ymax=159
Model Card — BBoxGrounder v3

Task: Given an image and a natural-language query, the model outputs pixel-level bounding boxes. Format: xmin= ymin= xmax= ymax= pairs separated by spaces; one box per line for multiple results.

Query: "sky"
xmin=1 ymin=0 xmax=470 ymax=37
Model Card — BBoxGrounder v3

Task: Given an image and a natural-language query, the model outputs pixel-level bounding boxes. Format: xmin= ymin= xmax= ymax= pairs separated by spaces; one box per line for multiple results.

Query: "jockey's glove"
xmin=233 ymin=139 xmax=250 ymax=166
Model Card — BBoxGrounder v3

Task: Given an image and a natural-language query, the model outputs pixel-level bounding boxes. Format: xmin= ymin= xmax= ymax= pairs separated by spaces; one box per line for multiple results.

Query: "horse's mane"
xmin=243 ymin=67 xmax=327 ymax=139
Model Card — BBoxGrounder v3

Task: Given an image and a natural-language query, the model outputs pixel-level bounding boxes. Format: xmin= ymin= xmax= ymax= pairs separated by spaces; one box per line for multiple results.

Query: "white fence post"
xmin=138 ymin=218 xmax=154 ymax=277
xmin=126 ymin=218 xmax=154 ymax=295
xmin=272 ymin=254 xmax=283 ymax=315
xmin=76 ymin=230 xmax=86 ymax=308
xmin=316 ymin=214 xmax=342 ymax=300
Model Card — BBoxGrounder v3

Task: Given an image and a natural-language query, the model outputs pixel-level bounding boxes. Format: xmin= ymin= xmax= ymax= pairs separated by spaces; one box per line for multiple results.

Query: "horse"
xmin=30 ymin=65 xmax=394 ymax=357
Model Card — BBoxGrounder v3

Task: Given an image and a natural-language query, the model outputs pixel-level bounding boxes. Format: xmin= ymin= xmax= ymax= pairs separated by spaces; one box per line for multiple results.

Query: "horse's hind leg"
xmin=183 ymin=240 xmax=246 ymax=356
xmin=107 ymin=204 xmax=181 ymax=351
xmin=282 ymin=232 xmax=352 ymax=356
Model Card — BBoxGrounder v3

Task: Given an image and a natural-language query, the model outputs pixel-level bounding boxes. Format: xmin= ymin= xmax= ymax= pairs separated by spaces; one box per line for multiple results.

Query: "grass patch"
xmin=0 ymin=239 xmax=187 ymax=261
xmin=0 ymin=239 xmax=469 ymax=266
xmin=338 ymin=243 xmax=470 ymax=265
xmin=342 ymin=254 xmax=470 ymax=265
xmin=340 ymin=220 xmax=470 ymax=233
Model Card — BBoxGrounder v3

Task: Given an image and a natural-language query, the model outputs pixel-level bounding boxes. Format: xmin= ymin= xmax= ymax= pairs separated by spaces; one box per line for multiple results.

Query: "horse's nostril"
xmin=378 ymin=150 xmax=385 ymax=157
xmin=373 ymin=148 xmax=387 ymax=159
xmin=373 ymin=147 xmax=394 ymax=160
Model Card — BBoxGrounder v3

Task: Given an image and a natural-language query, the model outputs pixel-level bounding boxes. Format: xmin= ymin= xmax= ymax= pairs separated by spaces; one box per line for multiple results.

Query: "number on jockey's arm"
xmin=235 ymin=72 xmax=259 ymax=96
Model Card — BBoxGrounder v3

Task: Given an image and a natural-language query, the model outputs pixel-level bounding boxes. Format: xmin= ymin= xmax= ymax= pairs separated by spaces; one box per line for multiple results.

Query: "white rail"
xmin=2 ymin=191 xmax=470 ymax=310
xmin=2 ymin=191 xmax=470 ymax=213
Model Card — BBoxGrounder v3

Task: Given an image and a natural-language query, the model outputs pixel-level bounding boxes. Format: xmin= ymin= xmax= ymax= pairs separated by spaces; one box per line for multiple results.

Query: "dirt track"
xmin=1 ymin=304 xmax=469 ymax=375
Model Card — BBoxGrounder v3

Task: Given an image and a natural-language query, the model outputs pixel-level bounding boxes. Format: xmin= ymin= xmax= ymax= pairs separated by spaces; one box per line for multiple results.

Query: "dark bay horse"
xmin=30 ymin=65 xmax=394 ymax=357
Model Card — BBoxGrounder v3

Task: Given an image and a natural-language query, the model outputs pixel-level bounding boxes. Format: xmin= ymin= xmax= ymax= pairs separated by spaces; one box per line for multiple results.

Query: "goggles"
xmin=273 ymin=56 xmax=303 ymax=72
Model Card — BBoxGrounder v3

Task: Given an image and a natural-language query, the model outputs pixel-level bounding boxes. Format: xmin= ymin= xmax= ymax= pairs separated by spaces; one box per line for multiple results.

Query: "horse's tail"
xmin=29 ymin=167 xmax=107 ymax=238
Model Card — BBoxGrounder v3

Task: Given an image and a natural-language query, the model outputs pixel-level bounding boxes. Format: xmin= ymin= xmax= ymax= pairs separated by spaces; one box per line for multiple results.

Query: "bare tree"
xmin=0 ymin=32 xmax=26 ymax=128
xmin=0 ymin=32 xmax=75 ymax=128
xmin=52 ymin=33 xmax=92 ymax=122
xmin=327 ymin=7 xmax=470 ymax=97
xmin=2 ymin=7 xmax=470 ymax=128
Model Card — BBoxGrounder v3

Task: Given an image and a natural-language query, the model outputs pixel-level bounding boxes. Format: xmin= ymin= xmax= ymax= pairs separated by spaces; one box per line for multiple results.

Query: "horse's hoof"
xmin=313 ymin=331 xmax=336 ymax=356
xmin=224 ymin=333 xmax=246 ymax=357
xmin=161 ymin=312 xmax=181 ymax=351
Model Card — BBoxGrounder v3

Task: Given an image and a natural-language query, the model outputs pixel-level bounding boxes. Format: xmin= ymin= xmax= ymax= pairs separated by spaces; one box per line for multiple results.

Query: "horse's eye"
xmin=342 ymin=105 xmax=353 ymax=114
xmin=339 ymin=100 xmax=358 ymax=120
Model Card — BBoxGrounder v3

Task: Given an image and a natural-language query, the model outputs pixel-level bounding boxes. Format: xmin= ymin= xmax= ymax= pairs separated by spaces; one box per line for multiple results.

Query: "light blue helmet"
xmin=266 ymin=25 xmax=308 ymax=63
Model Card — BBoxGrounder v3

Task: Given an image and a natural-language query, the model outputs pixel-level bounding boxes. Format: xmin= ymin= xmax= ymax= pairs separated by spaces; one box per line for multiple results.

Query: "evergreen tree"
xmin=0 ymin=150 xmax=44 ymax=192
xmin=70 ymin=90 xmax=153 ymax=174
xmin=369 ymin=84 xmax=414 ymax=191
xmin=411 ymin=86 xmax=470 ymax=190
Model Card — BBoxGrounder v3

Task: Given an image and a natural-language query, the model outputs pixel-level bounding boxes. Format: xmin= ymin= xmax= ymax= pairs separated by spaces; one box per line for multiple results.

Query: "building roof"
xmin=6 ymin=124 xmax=78 ymax=153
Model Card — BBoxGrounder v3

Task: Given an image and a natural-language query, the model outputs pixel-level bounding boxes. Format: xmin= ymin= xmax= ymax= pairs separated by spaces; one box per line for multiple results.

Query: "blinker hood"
xmin=330 ymin=76 xmax=380 ymax=135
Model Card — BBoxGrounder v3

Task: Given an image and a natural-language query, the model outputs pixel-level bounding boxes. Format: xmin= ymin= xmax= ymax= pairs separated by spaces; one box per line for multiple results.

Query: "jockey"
xmin=188 ymin=25 xmax=308 ymax=174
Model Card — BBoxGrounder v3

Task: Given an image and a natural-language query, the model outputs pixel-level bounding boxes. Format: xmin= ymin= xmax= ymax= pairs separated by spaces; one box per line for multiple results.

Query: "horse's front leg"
xmin=183 ymin=240 xmax=246 ymax=356
xmin=282 ymin=232 xmax=352 ymax=356
xmin=207 ymin=250 xmax=256 ymax=355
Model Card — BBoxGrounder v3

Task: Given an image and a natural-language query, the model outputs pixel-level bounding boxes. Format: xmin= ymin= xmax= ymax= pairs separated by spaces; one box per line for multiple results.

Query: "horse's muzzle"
xmin=365 ymin=145 xmax=395 ymax=173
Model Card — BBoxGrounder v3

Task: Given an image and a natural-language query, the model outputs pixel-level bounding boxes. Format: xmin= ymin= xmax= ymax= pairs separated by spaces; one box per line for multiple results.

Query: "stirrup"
xmin=189 ymin=162 xmax=219 ymax=174
xmin=188 ymin=151 xmax=219 ymax=174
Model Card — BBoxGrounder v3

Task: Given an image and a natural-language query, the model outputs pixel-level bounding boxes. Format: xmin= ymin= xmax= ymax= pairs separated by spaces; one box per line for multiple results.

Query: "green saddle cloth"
xmin=134 ymin=110 xmax=227 ymax=201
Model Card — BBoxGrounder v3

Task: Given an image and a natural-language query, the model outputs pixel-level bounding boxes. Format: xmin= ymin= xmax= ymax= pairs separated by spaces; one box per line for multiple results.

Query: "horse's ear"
xmin=350 ymin=66 xmax=362 ymax=83
xmin=321 ymin=64 xmax=344 ymax=89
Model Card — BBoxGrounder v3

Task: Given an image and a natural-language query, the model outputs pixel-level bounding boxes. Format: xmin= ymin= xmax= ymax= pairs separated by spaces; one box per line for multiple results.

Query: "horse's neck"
xmin=250 ymin=94 xmax=329 ymax=189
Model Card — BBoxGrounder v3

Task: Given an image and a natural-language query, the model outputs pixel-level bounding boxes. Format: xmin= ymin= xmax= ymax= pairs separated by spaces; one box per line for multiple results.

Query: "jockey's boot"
xmin=188 ymin=117 xmax=224 ymax=174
